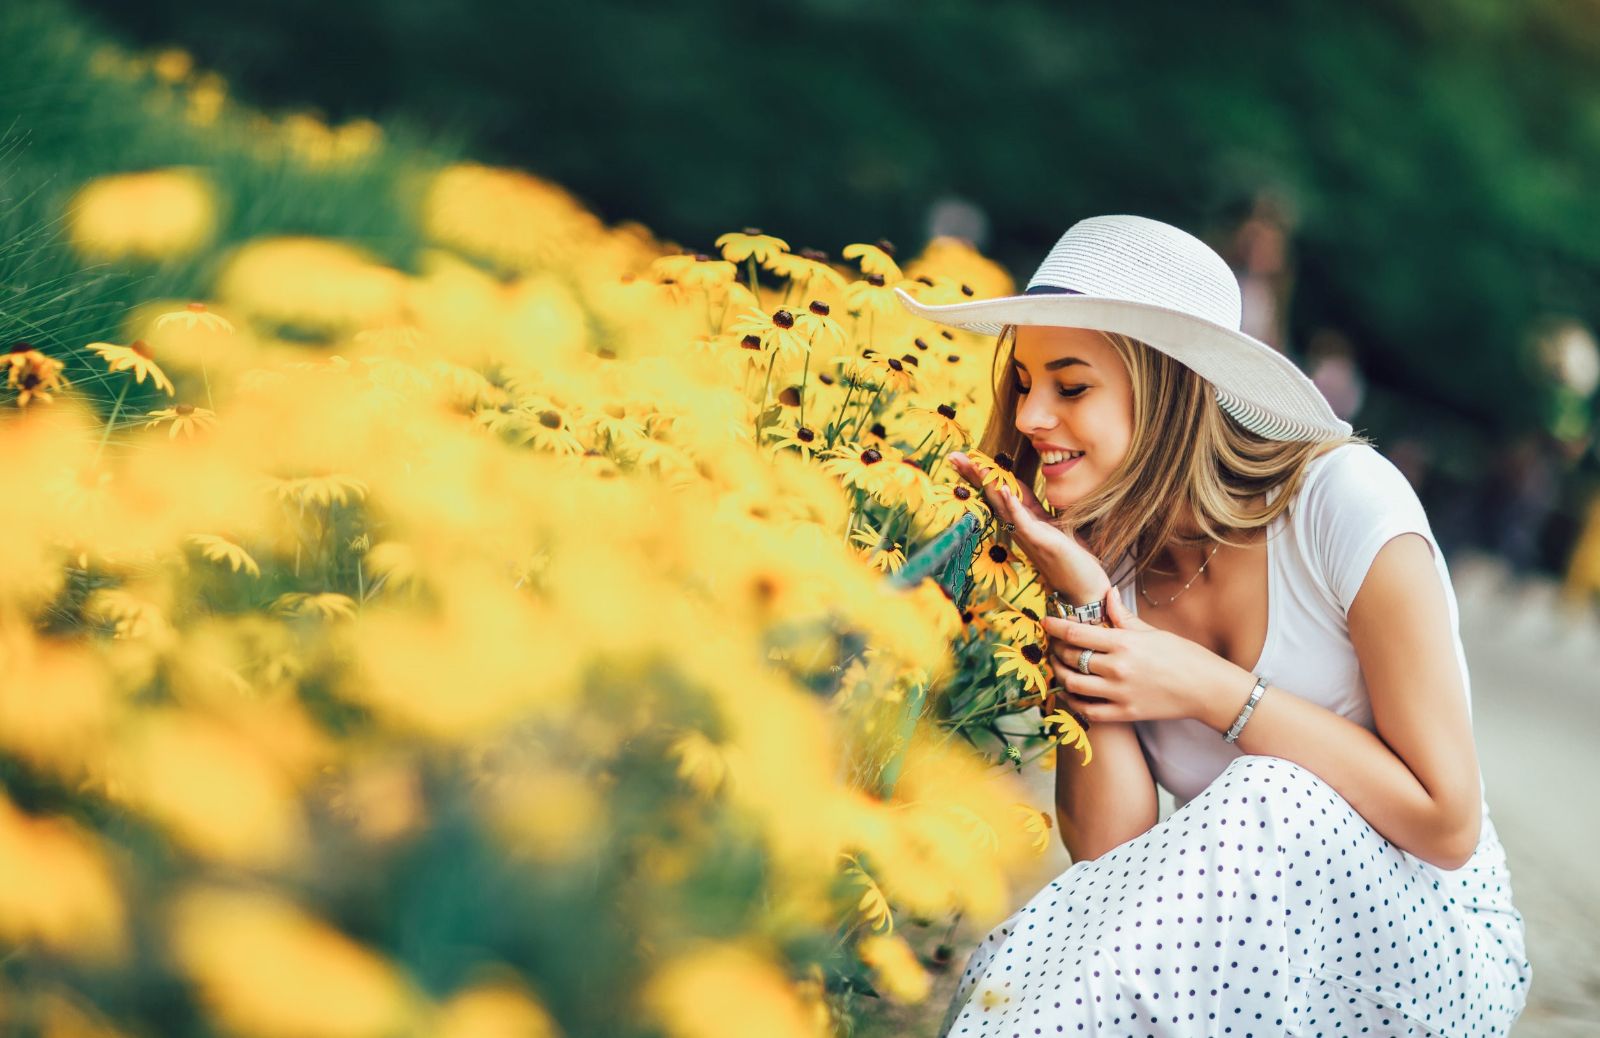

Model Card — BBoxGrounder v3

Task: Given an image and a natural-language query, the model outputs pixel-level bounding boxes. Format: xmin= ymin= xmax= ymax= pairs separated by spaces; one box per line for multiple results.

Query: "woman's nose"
xmin=1014 ymin=390 xmax=1056 ymax=436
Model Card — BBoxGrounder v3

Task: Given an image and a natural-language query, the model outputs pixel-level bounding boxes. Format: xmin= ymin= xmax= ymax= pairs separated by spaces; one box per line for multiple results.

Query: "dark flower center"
xmin=176 ymin=403 xmax=195 ymax=415
xmin=1021 ymin=643 xmax=1045 ymax=664
xmin=10 ymin=341 xmax=33 ymax=354
xmin=772 ymin=309 xmax=795 ymax=329
xmin=861 ymin=448 xmax=882 ymax=465
xmin=741 ymin=334 xmax=763 ymax=350
xmin=778 ymin=386 xmax=801 ymax=406
xmin=988 ymin=544 xmax=1009 ymax=563
xmin=868 ymin=422 xmax=886 ymax=438
xmin=954 ymin=485 xmax=971 ymax=500
xmin=539 ymin=410 xmax=562 ymax=428
xmin=796 ymin=426 xmax=815 ymax=442
xmin=131 ymin=340 xmax=154 ymax=359
xmin=960 ymin=283 xmax=974 ymax=297
xmin=808 ymin=300 xmax=830 ymax=316
xmin=875 ymin=238 xmax=896 ymax=256
xmin=937 ymin=403 xmax=956 ymax=419
xmin=865 ymin=273 xmax=885 ymax=287
xmin=913 ymin=338 xmax=929 ymax=351
xmin=742 ymin=227 xmax=763 ymax=235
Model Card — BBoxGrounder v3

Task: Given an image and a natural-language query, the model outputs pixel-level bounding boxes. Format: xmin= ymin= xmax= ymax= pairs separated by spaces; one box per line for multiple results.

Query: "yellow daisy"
xmin=993 ymin=640 xmax=1050 ymax=698
xmin=1013 ymin=803 xmax=1054 ymax=855
xmin=819 ymin=443 xmax=897 ymax=496
xmin=768 ymin=423 xmax=823 ymax=460
xmin=5 ymin=343 xmax=68 ymax=406
xmin=791 ymin=299 xmax=847 ymax=354
xmin=766 ymin=248 xmax=848 ymax=291
xmin=272 ymin=591 xmax=358 ymax=620
xmin=88 ymin=339 xmax=175 ymax=395
xmin=725 ymin=307 xmax=811 ymax=362
xmin=970 ymin=540 xmax=1023 ymax=599
xmin=1043 ymin=708 xmax=1093 ymax=766
xmin=713 ymin=228 xmax=790 ymax=265
xmin=843 ymin=272 xmax=905 ymax=316
xmin=153 ymin=301 xmax=235 ymax=334
xmin=186 ymin=533 xmax=261 ymax=577
xmin=842 ymin=240 xmax=904 ymax=281
xmin=961 ymin=448 xmax=1024 ymax=500
xmin=144 ymin=403 xmax=218 ymax=438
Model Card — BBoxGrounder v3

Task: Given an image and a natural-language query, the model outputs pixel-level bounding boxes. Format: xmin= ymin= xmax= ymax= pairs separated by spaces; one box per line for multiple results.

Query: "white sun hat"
xmin=892 ymin=214 xmax=1352 ymax=442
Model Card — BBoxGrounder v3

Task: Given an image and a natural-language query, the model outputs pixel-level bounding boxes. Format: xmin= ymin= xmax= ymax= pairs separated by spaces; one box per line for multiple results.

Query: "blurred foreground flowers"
xmin=0 ymin=23 xmax=1088 ymax=1038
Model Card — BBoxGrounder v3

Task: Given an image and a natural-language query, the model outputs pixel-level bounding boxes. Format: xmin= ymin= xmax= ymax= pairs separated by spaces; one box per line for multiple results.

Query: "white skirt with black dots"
xmin=938 ymin=754 xmax=1531 ymax=1038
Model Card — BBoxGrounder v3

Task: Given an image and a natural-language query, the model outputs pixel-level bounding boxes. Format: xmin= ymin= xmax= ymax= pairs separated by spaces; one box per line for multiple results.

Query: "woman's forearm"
xmin=1198 ymin=665 xmax=1482 ymax=870
xmin=1054 ymin=719 xmax=1158 ymax=862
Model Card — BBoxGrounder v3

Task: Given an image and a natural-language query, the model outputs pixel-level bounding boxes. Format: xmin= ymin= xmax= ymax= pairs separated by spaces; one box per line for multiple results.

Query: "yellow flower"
xmin=993 ymin=640 xmax=1050 ymax=698
xmin=970 ymin=539 xmax=1023 ymax=599
xmin=669 ymin=730 xmax=728 ymax=797
xmin=843 ymin=240 xmax=904 ymax=281
xmin=819 ymin=444 xmax=897 ymax=496
xmin=272 ymin=473 xmax=369 ymax=508
xmin=1043 ymin=709 xmax=1093 ymax=766
xmin=144 ymin=403 xmax=218 ymax=438
xmin=650 ymin=252 xmax=735 ymax=291
xmin=861 ymin=349 xmax=917 ymax=394
xmin=5 ymin=343 xmax=68 ymax=406
xmin=714 ymin=228 xmax=790 ymax=265
xmin=153 ymin=301 xmax=236 ymax=334
xmin=88 ymin=339 xmax=175 ymax=395
xmin=272 ymin=592 xmax=358 ymax=621
xmin=767 ymin=423 xmax=823 ymax=459
xmin=904 ymin=400 xmax=971 ymax=446
xmin=841 ymin=853 xmax=893 ymax=935
xmin=961 ymin=447 xmax=1024 ymax=500
xmin=766 ymin=249 xmax=848 ymax=291
xmin=66 ymin=167 xmax=216 ymax=262
xmin=790 ymin=299 xmax=847 ymax=354
xmin=1013 ymin=802 xmax=1054 ymax=855
xmin=843 ymin=272 xmax=905 ymax=316
xmin=857 ymin=933 xmax=931 ymax=1004
xmin=186 ymin=534 xmax=260 ymax=577
xmin=725 ymin=307 xmax=811 ymax=362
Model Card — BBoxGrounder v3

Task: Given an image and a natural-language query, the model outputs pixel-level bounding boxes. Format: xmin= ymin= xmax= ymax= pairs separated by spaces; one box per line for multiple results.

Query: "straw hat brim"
xmin=892 ymin=286 xmax=1352 ymax=442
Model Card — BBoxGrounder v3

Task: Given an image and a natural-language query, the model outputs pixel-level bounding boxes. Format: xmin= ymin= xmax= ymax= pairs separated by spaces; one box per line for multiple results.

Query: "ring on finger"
xmin=1077 ymin=647 xmax=1095 ymax=675
xmin=1001 ymin=520 xmax=1016 ymax=533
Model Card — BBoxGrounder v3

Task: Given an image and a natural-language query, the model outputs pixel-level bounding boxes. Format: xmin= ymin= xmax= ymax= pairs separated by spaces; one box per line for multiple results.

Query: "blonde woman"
xmin=896 ymin=216 xmax=1531 ymax=1037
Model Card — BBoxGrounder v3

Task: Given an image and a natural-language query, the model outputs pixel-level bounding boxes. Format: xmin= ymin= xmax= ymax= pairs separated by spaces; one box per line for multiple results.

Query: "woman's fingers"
xmin=1041 ymin=614 xmax=1120 ymax=650
xmin=1049 ymin=659 xmax=1118 ymax=699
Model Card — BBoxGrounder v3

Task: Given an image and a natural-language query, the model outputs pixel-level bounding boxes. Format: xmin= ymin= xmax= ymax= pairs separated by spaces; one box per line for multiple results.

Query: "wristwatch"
xmin=1045 ymin=589 xmax=1105 ymax=625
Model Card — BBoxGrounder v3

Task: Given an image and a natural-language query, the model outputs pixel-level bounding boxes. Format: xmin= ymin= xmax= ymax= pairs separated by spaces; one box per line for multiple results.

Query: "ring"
xmin=1001 ymin=521 xmax=1016 ymax=533
xmin=1077 ymin=648 xmax=1095 ymax=675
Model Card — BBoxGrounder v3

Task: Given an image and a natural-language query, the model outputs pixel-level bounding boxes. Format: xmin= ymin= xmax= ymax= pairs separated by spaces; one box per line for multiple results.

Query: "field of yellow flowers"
xmin=0 ymin=7 xmax=1091 ymax=1036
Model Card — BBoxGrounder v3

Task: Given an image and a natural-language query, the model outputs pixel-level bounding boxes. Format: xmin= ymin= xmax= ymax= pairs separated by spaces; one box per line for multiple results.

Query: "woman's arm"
xmin=1054 ymin=719 xmax=1159 ymax=862
xmin=1197 ymin=532 xmax=1484 ymax=870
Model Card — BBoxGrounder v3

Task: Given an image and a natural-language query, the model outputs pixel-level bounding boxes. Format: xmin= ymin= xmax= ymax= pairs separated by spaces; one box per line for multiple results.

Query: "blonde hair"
xmin=975 ymin=324 xmax=1369 ymax=584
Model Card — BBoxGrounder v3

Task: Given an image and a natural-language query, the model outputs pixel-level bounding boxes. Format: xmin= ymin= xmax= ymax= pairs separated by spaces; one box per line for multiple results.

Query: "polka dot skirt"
xmin=938 ymin=755 xmax=1531 ymax=1037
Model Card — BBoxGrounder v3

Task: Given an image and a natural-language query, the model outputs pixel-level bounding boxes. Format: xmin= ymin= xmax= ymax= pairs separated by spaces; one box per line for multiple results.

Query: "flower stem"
xmin=92 ymin=380 xmax=132 ymax=465
xmin=848 ymin=384 xmax=886 ymax=439
xmin=754 ymin=349 xmax=778 ymax=438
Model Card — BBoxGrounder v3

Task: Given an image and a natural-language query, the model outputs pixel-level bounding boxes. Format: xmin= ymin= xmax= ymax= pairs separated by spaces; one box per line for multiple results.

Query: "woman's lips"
xmin=1041 ymin=453 xmax=1083 ymax=477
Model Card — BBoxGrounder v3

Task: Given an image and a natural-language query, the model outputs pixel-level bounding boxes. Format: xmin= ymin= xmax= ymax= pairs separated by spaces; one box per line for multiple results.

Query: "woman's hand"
xmin=946 ymin=451 xmax=1108 ymax=601
xmin=1041 ymin=585 xmax=1254 ymax=727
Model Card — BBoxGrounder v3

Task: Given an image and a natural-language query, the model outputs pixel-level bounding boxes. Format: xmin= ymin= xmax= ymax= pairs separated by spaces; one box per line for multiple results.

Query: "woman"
xmin=893 ymin=215 xmax=1531 ymax=1037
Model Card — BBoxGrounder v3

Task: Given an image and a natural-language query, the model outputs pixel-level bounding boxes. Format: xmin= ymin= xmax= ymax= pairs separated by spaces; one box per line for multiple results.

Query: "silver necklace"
xmin=1139 ymin=542 xmax=1220 ymax=608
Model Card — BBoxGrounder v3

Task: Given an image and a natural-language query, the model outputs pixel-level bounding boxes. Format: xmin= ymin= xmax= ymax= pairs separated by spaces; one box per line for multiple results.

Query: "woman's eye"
xmin=1013 ymin=377 xmax=1086 ymax=399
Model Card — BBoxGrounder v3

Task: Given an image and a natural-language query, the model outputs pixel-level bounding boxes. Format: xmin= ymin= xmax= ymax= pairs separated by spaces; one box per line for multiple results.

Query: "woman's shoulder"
xmin=1291 ymin=440 xmax=1414 ymax=514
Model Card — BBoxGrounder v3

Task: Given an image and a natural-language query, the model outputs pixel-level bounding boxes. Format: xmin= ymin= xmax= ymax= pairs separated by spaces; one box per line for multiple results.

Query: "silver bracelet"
xmin=1222 ymin=676 xmax=1268 ymax=744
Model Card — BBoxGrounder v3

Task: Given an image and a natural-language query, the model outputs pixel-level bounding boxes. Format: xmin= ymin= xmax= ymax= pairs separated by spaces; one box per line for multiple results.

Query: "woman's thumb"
xmin=1104 ymin=583 xmax=1138 ymax=629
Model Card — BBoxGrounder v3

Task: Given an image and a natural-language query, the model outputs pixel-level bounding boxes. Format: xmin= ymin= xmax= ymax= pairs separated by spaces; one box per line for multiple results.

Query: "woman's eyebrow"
xmin=1013 ymin=356 xmax=1091 ymax=371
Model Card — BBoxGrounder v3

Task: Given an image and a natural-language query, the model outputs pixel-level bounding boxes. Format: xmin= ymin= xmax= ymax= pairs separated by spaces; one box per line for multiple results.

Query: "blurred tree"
xmin=46 ymin=0 xmax=1600 ymax=463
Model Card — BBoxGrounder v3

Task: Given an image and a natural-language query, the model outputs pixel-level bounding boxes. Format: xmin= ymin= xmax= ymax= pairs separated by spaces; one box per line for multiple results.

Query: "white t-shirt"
xmin=1111 ymin=443 xmax=1484 ymax=813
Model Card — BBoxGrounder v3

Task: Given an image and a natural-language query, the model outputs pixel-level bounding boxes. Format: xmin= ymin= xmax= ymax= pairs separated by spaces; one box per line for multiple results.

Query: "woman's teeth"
xmin=1041 ymin=450 xmax=1084 ymax=464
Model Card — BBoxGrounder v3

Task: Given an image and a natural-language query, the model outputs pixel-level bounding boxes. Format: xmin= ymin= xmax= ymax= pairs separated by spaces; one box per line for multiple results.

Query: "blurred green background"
xmin=25 ymin=0 xmax=1600 ymax=577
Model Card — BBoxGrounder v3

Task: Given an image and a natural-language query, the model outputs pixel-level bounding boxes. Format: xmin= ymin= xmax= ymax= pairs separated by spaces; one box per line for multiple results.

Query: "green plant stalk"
xmin=91 ymin=379 xmax=132 ymax=465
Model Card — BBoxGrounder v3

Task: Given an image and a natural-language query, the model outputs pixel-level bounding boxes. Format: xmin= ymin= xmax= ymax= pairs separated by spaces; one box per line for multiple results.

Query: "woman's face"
xmin=1010 ymin=325 xmax=1134 ymax=508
